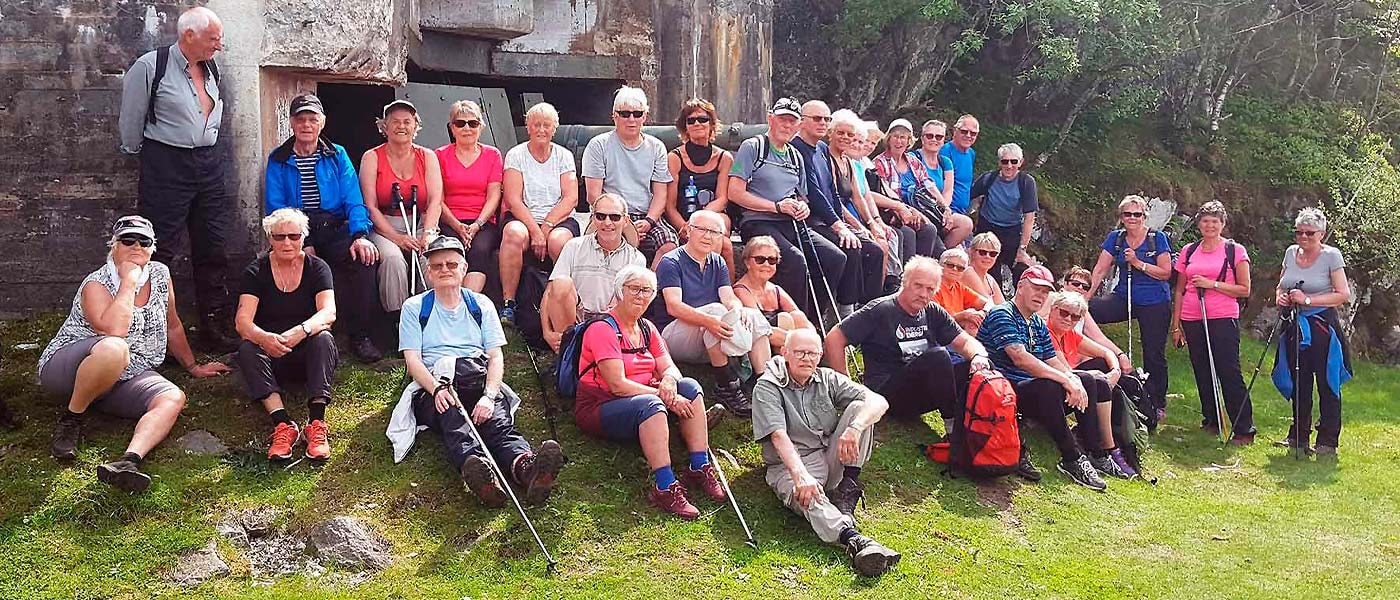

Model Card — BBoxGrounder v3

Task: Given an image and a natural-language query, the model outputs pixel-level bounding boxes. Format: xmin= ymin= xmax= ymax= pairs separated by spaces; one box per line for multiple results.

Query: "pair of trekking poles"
xmin=791 ymin=217 xmax=863 ymax=379
xmin=390 ymin=182 xmax=427 ymax=295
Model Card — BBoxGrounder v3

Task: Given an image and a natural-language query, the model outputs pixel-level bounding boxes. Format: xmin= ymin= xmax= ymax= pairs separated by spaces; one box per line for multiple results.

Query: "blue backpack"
xmin=553 ymin=315 xmax=652 ymax=399
xmin=418 ymin=289 xmax=484 ymax=329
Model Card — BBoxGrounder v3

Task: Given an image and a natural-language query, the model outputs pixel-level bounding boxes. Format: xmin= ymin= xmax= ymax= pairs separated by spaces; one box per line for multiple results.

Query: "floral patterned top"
xmin=38 ymin=262 xmax=172 ymax=381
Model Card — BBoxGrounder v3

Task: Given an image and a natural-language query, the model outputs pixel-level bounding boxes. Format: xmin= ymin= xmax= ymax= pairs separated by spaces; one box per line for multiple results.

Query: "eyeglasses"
xmin=790 ymin=349 xmax=822 ymax=361
xmin=1121 ymin=211 xmax=1146 ymax=219
xmin=685 ymin=116 xmax=712 ymax=125
xmin=117 ymin=236 xmax=154 ymax=248
xmin=1000 ymin=158 xmax=1020 ymax=165
xmin=1055 ymin=307 xmax=1085 ymax=322
xmin=923 ymin=133 xmax=945 ymax=140
xmin=622 ymin=284 xmax=656 ymax=297
xmin=691 ymin=225 xmax=724 ymax=238
xmin=270 ymin=232 xmax=304 ymax=242
xmin=750 ymin=255 xmax=780 ymax=265
xmin=1067 ymin=279 xmax=1091 ymax=291
xmin=593 ymin=212 xmax=625 ymax=222
xmin=941 ymin=262 xmax=968 ymax=272
xmin=974 ymin=248 xmax=1000 ymax=258
xmin=802 ymin=114 xmax=832 ymax=123
xmin=428 ymin=261 xmax=462 ymax=271
xmin=1294 ymin=229 xmax=1322 ymax=238
xmin=957 ymin=128 xmax=979 ymax=137
xmin=615 ymin=110 xmax=645 ymax=119
xmin=451 ymin=119 xmax=481 ymax=129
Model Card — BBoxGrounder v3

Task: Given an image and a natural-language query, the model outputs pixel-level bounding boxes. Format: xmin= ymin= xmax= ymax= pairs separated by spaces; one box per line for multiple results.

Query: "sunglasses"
xmin=750 ymin=255 xmax=780 ymax=265
xmin=923 ymin=133 xmax=945 ymax=140
xmin=802 ymin=114 xmax=833 ymax=122
xmin=1294 ymin=229 xmax=1322 ymax=238
xmin=941 ymin=262 xmax=968 ymax=272
xmin=974 ymin=248 xmax=1000 ymax=258
xmin=957 ymin=128 xmax=979 ymax=137
xmin=117 ymin=236 xmax=154 ymax=248
xmin=1067 ymin=279 xmax=1091 ymax=291
xmin=1055 ymin=307 xmax=1085 ymax=322
xmin=428 ymin=261 xmax=462 ymax=271
xmin=1000 ymin=158 xmax=1020 ymax=165
xmin=270 ymin=232 xmax=303 ymax=242
xmin=615 ymin=110 xmax=645 ymax=119
xmin=685 ymin=116 xmax=712 ymax=125
xmin=451 ymin=119 xmax=481 ymax=129
xmin=594 ymin=212 xmax=625 ymax=222
xmin=1121 ymin=211 xmax=1146 ymax=219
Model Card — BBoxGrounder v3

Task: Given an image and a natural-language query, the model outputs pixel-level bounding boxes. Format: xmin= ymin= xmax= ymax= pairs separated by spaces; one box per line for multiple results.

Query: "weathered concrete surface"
xmin=419 ymin=0 xmax=532 ymax=39
xmin=261 ymin=0 xmax=413 ymax=84
xmin=654 ymin=0 xmax=772 ymax=123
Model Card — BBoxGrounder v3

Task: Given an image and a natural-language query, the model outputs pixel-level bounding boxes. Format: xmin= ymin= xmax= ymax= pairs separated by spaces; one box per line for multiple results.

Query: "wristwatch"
xmin=301 ymin=323 xmax=313 ymax=335
xmin=1304 ymin=296 xmax=1312 ymax=306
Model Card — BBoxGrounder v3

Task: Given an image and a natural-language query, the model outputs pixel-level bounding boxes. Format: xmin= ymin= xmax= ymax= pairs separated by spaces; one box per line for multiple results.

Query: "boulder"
xmin=176 ymin=430 xmax=228 ymax=456
xmin=308 ymin=516 xmax=392 ymax=571
xmin=168 ymin=541 xmax=229 ymax=587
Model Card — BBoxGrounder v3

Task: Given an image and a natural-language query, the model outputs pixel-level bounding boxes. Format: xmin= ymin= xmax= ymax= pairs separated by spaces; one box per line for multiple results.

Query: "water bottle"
xmin=683 ymin=176 xmax=699 ymax=217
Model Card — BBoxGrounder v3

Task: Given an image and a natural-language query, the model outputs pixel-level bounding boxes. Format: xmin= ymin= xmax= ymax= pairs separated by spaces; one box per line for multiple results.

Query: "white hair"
xmin=1050 ymin=291 xmax=1089 ymax=314
xmin=901 ymin=255 xmax=942 ymax=284
xmin=940 ymin=247 xmax=970 ymax=264
xmin=613 ymin=265 xmax=657 ymax=300
xmin=177 ymin=7 xmax=219 ymax=35
xmin=526 ymin=102 xmax=559 ymax=124
xmin=998 ymin=143 xmax=1024 ymax=161
xmin=829 ymin=109 xmax=863 ymax=135
xmin=1295 ymin=207 xmax=1328 ymax=231
xmin=262 ymin=208 xmax=310 ymax=238
xmin=613 ymin=86 xmax=649 ymax=112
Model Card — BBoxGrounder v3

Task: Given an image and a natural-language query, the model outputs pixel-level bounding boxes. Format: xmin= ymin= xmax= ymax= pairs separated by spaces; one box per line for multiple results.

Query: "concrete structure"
xmin=0 ymin=0 xmax=772 ymax=316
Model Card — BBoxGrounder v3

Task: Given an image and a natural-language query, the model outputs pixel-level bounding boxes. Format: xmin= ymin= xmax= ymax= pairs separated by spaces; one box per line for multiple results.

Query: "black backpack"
xmin=513 ymin=265 xmax=550 ymax=350
xmin=147 ymin=44 xmax=220 ymax=125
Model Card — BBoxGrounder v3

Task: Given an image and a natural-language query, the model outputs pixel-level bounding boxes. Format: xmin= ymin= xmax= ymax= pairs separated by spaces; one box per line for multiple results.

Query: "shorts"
xmin=38 ymin=336 xmax=178 ymax=419
xmin=660 ymin=303 xmax=772 ymax=364
xmin=632 ymin=211 xmax=679 ymax=258
xmin=503 ymin=212 xmax=583 ymax=237
xmin=594 ymin=377 xmax=703 ymax=441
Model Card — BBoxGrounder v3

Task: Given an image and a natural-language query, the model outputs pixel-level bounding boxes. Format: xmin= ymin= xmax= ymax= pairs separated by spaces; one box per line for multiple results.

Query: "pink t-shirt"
xmin=1175 ymin=240 xmax=1250 ymax=321
xmin=573 ymin=314 xmax=668 ymax=435
xmin=436 ymin=144 xmax=503 ymax=222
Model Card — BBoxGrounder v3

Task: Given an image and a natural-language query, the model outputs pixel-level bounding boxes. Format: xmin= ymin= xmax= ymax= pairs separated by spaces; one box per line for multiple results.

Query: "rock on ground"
xmin=169 ymin=541 xmax=229 ymax=586
xmin=177 ymin=430 xmax=228 ymax=455
xmin=247 ymin=533 xmax=310 ymax=578
xmin=308 ymin=516 xmax=392 ymax=570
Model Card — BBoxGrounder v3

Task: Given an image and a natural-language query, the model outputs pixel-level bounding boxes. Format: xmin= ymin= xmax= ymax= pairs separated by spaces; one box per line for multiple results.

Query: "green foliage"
xmin=838 ymin=0 xmax=965 ymax=48
xmin=1328 ymin=133 xmax=1400 ymax=281
xmin=1212 ymin=98 xmax=1357 ymax=188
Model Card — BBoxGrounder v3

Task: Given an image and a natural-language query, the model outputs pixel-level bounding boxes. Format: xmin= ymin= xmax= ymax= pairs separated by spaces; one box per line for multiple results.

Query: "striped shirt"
xmin=978 ymin=301 xmax=1057 ymax=383
xmin=294 ymin=154 xmax=321 ymax=211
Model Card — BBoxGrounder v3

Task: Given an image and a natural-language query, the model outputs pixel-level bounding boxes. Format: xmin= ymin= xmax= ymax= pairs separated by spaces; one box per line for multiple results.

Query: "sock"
xmin=269 ymin=409 xmax=293 ymax=426
xmin=842 ymin=466 xmax=862 ymax=483
xmin=61 ymin=409 xmax=84 ymax=423
xmin=689 ymin=451 xmax=709 ymax=471
xmin=653 ymin=465 xmax=677 ymax=491
xmin=121 ymin=451 xmax=144 ymax=465
xmin=504 ymin=299 xmax=517 ymax=308
xmin=308 ymin=401 xmax=327 ymax=422
xmin=711 ymin=362 xmax=734 ymax=384
xmin=838 ymin=527 xmax=859 ymax=545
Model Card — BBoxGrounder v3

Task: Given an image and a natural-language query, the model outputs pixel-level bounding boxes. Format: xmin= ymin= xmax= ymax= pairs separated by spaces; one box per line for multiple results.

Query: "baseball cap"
xmin=1019 ymin=265 xmax=1056 ymax=289
xmin=289 ymin=93 xmax=324 ymax=117
xmin=112 ymin=215 xmax=156 ymax=240
xmin=886 ymin=118 xmax=914 ymax=134
xmin=424 ymin=235 xmax=465 ymax=258
xmin=770 ymin=97 xmax=801 ymax=118
xmin=382 ymin=99 xmax=417 ymax=119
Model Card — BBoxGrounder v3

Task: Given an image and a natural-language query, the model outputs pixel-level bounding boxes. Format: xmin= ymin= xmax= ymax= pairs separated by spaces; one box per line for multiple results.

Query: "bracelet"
xmin=542 ymin=220 xmax=555 ymax=228
xmin=1116 ymin=351 xmax=1127 ymax=357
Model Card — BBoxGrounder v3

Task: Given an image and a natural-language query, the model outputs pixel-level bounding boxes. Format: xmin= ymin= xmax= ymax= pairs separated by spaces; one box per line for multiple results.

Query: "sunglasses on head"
xmin=1055 ymin=307 xmax=1085 ymax=322
xmin=451 ymin=119 xmax=481 ymax=129
xmin=923 ymin=133 xmax=945 ymax=140
xmin=1000 ymin=158 xmax=1020 ymax=165
xmin=1067 ymin=279 xmax=1091 ymax=291
xmin=615 ymin=110 xmax=645 ymax=119
xmin=1121 ymin=211 xmax=1146 ymax=219
xmin=685 ymin=115 xmax=712 ymax=125
xmin=941 ymin=262 xmax=968 ymax=272
xmin=957 ymin=128 xmax=979 ymax=137
xmin=117 ymin=236 xmax=154 ymax=248
xmin=594 ymin=212 xmax=625 ymax=222
xmin=974 ymin=248 xmax=1000 ymax=258
xmin=802 ymin=114 xmax=832 ymax=122
xmin=750 ymin=255 xmax=780 ymax=265
xmin=271 ymin=232 xmax=303 ymax=242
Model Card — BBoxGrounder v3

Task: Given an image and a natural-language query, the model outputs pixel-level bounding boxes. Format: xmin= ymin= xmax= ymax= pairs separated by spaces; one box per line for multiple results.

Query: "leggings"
xmin=1089 ymin=294 xmax=1171 ymax=410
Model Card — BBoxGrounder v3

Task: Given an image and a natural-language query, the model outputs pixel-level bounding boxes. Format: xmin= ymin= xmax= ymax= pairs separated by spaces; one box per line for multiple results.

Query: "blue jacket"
xmin=265 ymin=137 xmax=371 ymax=237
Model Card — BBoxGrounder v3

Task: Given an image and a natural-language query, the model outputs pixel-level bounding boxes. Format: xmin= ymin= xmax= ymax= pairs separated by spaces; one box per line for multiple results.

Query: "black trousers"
xmin=1182 ymin=318 xmax=1255 ymax=435
xmin=973 ymin=217 xmax=1026 ymax=285
xmin=812 ymin=225 xmax=884 ymax=305
xmin=236 ymin=332 xmax=339 ymax=403
xmin=1281 ymin=317 xmax=1343 ymax=447
xmin=306 ymin=211 xmax=378 ymax=340
xmin=742 ymin=219 xmax=846 ymax=316
xmin=1013 ymin=375 xmax=1103 ymax=462
xmin=1089 ymin=294 xmax=1171 ymax=409
xmin=874 ymin=347 xmax=972 ymax=420
xmin=443 ymin=221 xmax=502 ymax=277
xmin=138 ymin=139 xmax=232 ymax=325
xmin=411 ymin=387 xmax=533 ymax=473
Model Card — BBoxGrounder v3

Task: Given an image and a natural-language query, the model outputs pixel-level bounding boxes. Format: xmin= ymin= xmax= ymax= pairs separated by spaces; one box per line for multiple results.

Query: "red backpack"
xmin=927 ymin=369 xmax=1022 ymax=478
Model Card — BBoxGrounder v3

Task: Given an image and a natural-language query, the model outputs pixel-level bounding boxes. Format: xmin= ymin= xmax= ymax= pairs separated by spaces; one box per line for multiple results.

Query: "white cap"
xmin=886 ymin=118 xmax=914 ymax=134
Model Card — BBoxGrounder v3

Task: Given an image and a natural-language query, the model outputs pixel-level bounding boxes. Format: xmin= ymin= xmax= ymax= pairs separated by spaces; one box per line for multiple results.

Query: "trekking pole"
xmin=392 ymin=183 xmax=416 ymax=295
xmin=1290 ymin=301 xmax=1305 ymax=460
xmin=1243 ymin=312 xmax=1285 ymax=398
xmin=793 ymin=219 xmax=859 ymax=376
xmin=447 ymin=380 xmax=559 ymax=573
xmin=408 ymin=185 xmax=425 ymax=294
xmin=522 ymin=329 xmax=560 ymax=442
xmin=708 ymin=449 xmax=757 ymax=548
xmin=1197 ymin=289 xmax=1229 ymax=444
xmin=1125 ymin=258 xmax=1134 ymax=369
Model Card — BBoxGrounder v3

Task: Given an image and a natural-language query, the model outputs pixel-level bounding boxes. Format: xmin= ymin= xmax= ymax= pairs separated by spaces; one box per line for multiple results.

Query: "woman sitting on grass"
xmin=733 ymin=235 xmax=813 ymax=351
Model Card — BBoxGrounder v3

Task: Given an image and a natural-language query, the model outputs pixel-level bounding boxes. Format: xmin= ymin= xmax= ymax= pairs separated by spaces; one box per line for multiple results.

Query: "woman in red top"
xmin=436 ymin=100 xmax=504 ymax=293
xmin=574 ymin=265 xmax=722 ymax=520
xmin=1046 ymin=291 xmax=1136 ymax=478
xmin=360 ymin=100 xmax=444 ymax=313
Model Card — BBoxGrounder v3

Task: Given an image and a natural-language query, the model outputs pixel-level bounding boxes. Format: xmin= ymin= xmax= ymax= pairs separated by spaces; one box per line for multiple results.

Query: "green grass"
xmin=1 ymin=316 xmax=1397 ymax=599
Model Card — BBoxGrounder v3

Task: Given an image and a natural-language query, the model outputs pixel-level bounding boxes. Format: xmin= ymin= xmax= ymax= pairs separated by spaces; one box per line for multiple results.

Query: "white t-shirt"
xmin=504 ymin=142 xmax=576 ymax=221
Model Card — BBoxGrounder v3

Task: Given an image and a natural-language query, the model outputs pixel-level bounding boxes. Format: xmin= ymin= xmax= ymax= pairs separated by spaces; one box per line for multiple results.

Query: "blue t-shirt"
xmin=913 ymin=150 xmax=953 ymax=192
xmin=977 ymin=301 xmax=1056 ymax=383
xmin=982 ymin=177 xmax=1033 ymax=227
xmin=398 ymin=289 xmax=507 ymax=369
xmin=940 ymin=144 xmax=975 ymax=214
xmin=1101 ymin=229 xmax=1174 ymax=306
xmin=655 ymin=247 xmax=731 ymax=328
xmin=897 ymin=168 xmax=919 ymax=203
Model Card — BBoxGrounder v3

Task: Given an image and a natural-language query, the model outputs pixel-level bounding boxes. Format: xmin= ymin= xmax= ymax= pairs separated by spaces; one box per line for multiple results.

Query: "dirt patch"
xmin=975 ymin=481 xmax=1028 ymax=545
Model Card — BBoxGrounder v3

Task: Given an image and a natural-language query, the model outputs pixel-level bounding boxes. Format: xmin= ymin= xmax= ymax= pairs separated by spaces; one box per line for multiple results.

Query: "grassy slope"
xmin=1 ymin=314 xmax=1397 ymax=600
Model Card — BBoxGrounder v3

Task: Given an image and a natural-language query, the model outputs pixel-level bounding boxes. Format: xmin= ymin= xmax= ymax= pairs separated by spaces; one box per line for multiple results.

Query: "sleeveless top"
xmin=38 ymin=262 xmax=172 ymax=382
xmin=373 ymin=144 xmax=430 ymax=214
xmin=673 ymin=144 xmax=726 ymax=220
xmin=733 ymin=280 xmax=785 ymax=326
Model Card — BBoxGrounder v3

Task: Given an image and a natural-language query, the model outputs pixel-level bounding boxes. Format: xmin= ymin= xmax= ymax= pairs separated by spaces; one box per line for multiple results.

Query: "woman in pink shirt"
xmin=436 ymin=100 xmax=504 ymax=292
xmin=1171 ymin=201 xmax=1255 ymax=444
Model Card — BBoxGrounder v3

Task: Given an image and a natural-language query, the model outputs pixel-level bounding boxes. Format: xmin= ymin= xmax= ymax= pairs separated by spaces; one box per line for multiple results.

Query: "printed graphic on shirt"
xmin=896 ymin=322 xmax=929 ymax=361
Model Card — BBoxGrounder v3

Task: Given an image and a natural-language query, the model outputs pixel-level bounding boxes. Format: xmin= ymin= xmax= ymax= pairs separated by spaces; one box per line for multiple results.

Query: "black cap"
xmin=770 ymin=97 xmax=801 ymax=118
xmin=424 ymin=235 xmax=465 ymax=258
xmin=289 ymin=93 xmax=324 ymax=117
xmin=382 ymin=99 xmax=417 ymax=119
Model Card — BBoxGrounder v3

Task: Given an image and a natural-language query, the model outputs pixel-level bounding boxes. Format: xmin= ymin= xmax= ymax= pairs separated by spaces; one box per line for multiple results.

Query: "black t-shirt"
xmin=241 ymin=254 xmax=334 ymax=334
xmin=837 ymin=294 xmax=963 ymax=391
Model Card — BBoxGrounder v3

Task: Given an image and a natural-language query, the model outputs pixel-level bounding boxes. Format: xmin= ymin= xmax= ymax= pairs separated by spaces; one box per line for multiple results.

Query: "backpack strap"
xmin=146 ymin=45 xmax=170 ymax=125
xmin=578 ymin=316 xmax=628 ymax=379
xmin=418 ymin=289 xmax=484 ymax=330
xmin=205 ymin=58 xmax=220 ymax=83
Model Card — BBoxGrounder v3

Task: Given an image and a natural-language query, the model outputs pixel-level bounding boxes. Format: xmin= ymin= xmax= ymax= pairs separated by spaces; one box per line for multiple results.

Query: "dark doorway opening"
xmin=407 ymin=63 xmax=624 ymax=125
xmin=317 ymin=82 xmax=396 ymax=163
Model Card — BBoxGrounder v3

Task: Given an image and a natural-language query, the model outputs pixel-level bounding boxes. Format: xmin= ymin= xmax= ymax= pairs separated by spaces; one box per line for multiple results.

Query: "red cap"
xmin=1019 ymin=265 xmax=1056 ymax=289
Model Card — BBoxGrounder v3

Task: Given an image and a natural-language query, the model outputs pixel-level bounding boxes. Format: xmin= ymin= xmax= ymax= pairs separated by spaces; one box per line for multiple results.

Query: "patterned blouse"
xmin=38 ymin=262 xmax=172 ymax=381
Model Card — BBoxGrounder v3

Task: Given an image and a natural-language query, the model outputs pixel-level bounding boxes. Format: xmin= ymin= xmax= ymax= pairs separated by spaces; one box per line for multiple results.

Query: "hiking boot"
xmin=96 ymin=459 xmax=151 ymax=493
xmin=844 ymin=533 xmax=901 ymax=577
xmin=712 ymin=380 xmax=752 ymax=417
xmin=520 ymin=440 xmax=565 ymax=506
xmin=304 ymin=420 xmax=330 ymax=460
xmin=1314 ymin=444 xmax=1337 ymax=456
xmin=501 ymin=300 xmax=517 ymax=326
xmin=1109 ymin=448 xmax=1139 ymax=479
xmin=461 ymin=455 xmax=508 ymax=508
xmin=50 ymin=417 xmax=81 ymax=461
xmin=682 ymin=462 xmax=728 ymax=502
xmin=267 ymin=422 xmax=301 ymax=461
xmin=830 ymin=476 xmax=865 ymax=517
xmin=1089 ymin=453 xmax=1132 ymax=480
xmin=648 ymin=481 xmax=700 ymax=520
xmin=350 ymin=336 xmax=383 ymax=363
xmin=1229 ymin=432 xmax=1255 ymax=446
xmin=1014 ymin=453 xmax=1042 ymax=482
xmin=1058 ymin=455 xmax=1108 ymax=492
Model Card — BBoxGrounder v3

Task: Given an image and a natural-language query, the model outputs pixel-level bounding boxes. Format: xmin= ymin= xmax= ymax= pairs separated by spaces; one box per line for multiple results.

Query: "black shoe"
xmin=461 ymin=455 xmax=508 ymax=508
xmin=350 ymin=336 xmax=384 ymax=363
xmin=96 ymin=459 xmax=151 ymax=493
xmin=1058 ymin=455 xmax=1108 ymax=492
xmin=845 ymin=533 xmax=901 ymax=577
xmin=50 ymin=417 xmax=81 ymax=460
xmin=831 ymin=476 xmax=865 ymax=517
xmin=520 ymin=440 xmax=565 ymax=506
xmin=1014 ymin=453 xmax=1042 ymax=482
xmin=712 ymin=380 xmax=752 ymax=417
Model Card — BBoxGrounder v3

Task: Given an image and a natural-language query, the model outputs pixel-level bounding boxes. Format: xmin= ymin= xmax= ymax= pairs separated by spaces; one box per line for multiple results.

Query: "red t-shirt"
xmin=436 ymin=144 xmax=503 ymax=222
xmin=574 ymin=314 xmax=668 ymax=435
xmin=372 ymin=144 xmax=430 ymax=214
xmin=1049 ymin=327 xmax=1084 ymax=367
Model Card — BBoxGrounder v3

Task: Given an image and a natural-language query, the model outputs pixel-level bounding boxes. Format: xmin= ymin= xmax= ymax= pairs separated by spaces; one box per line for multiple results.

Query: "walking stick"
xmin=521 ymin=331 xmax=559 ymax=442
xmin=1197 ymin=289 xmax=1229 ymax=444
xmin=1244 ymin=313 xmax=1285 ymax=398
xmin=708 ymin=449 xmax=758 ymax=548
xmin=1124 ymin=255 xmax=1134 ymax=368
xmin=1290 ymin=303 xmax=1306 ymax=460
xmin=408 ymin=185 xmax=425 ymax=293
xmin=793 ymin=219 xmax=860 ymax=378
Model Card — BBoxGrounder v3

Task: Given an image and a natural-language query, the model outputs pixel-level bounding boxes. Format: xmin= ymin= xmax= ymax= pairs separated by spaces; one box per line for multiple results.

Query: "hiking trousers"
xmin=765 ymin=400 xmax=874 ymax=545
xmin=1182 ymin=318 xmax=1255 ymax=436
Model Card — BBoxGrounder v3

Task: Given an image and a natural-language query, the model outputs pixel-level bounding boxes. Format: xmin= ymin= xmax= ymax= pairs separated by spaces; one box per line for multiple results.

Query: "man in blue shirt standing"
xmin=939 ymin=114 xmax=979 ymax=216
xmin=968 ymin=143 xmax=1039 ymax=286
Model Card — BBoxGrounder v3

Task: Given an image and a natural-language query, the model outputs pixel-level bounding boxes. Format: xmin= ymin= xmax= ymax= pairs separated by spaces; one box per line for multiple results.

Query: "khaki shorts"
xmin=39 ymin=336 xmax=179 ymax=419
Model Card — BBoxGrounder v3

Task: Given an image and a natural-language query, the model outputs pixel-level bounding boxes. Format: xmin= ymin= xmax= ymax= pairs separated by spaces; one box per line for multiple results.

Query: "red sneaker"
xmin=267 ymin=422 xmax=300 ymax=460
xmin=682 ymin=463 xmax=728 ymax=502
xmin=304 ymin=420 xmax=331 ymax=460
xmin=648 ymin=481 xmax=700 ymax=520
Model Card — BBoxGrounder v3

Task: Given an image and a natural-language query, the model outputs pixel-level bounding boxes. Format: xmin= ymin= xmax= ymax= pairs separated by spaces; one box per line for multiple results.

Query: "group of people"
xmin=25 ymin=6 xmax=1355 ymax=579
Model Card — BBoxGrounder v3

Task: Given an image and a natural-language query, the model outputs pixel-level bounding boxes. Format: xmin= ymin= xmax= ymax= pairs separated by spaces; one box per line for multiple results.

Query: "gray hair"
xmin=830 ymin=109 xmax=863 ymax=135
xmin=998 ymin=143 xmax=1024 ymax=161
xmin=613 ymin=264 xmax=657 ymax=300
xmin=940 ymin=247 xmax=970 ymax=264
xmin=1295 ymin=207 xmax=1328 ymax=231
xmin=1049 ymin=290 xmax=1089 ymax=314
xmin=177 ymin=7 xmax=219 ymax=35
xmin=687 ymin=209 xmax=726 ymax=231
xmin=449 ymin=100 xmax=483 ymax=120
xmin=901 ymin=255 xmax=942 ymax=284
xmin=613 ymin=86 xmax=649 ymax=112
xmin=263 ymin=208 xmax=310 ymax=238
xmin=922 ymin=119 xmax=948 ymax=133
xmin=594 ymin=193 xmax=627 ymax=214
xmin=525 ymin=102 xmax=559 ymax=124
xmin=953 ymin=114 xmax=979 ymax=130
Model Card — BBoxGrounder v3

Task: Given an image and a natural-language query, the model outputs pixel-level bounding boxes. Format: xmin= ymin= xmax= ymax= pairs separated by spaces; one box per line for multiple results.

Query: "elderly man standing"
xmin=118 ymin=6 xmax=235 ymax=350
xmin=264 ymin=93 xmax=383 ymax=363
xmin=582 ymin=86 xmax=676 ymax=267
xmin=752 ymin=329 xmax=900 ymax=577
xmin=969 ymin=143 xmax=1039 ymax=285
xmin=655 ymin=210 xmax=772 ymax=416
xmin=541 ymin=193 xmax=647 ymax=352
xmin=939 ymin=114 xmax=979 ymax=218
